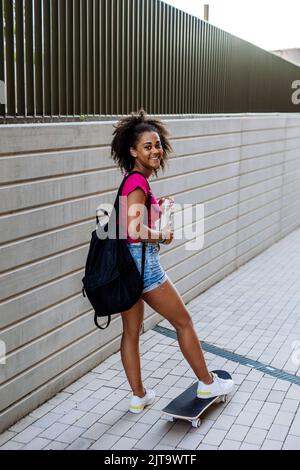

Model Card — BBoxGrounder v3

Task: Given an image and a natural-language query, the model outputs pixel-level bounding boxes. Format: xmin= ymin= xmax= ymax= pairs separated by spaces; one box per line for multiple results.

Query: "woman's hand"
xmin=161 ymin=224 xmax=174 ymax=245
xmin=159 ymin=196 xmax=175 ymax=213
xmin=159 ymin=196 xmax=175 ymax=205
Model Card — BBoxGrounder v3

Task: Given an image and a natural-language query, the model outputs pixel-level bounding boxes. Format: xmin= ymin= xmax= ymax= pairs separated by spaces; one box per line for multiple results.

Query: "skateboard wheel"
xmin=215 ymin=397 xmax=222 ymax=404
xmin=164 ymin=415 xmax=175 ymax=422
xmin=192 ymin=419 xmax=201 ymax=428
xmin=221 ymin=395 xmax=227 ymax=403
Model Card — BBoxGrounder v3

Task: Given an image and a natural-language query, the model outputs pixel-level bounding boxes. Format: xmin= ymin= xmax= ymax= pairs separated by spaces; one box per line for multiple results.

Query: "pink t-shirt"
xmin=119 ymin=172 xmax=162 ymax=243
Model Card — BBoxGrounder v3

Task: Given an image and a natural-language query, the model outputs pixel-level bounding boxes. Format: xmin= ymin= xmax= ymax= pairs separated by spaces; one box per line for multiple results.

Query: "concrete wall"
xmin=0 ymin=114 xmax=300 ymax=432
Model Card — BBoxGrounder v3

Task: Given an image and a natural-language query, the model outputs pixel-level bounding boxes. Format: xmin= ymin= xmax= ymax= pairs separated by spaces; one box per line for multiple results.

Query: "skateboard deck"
xmin=162 ymin=370 xmax=232 ymax=428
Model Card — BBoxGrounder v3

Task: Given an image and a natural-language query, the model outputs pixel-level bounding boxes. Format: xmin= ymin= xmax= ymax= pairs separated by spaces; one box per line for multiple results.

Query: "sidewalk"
xmin=1 ymin=228 xmax=300 ymax=450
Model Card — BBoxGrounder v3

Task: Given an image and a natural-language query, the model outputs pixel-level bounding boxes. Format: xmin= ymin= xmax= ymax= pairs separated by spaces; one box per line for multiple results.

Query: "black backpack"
xmin=81 ymin=171 xmax=151 ymax=329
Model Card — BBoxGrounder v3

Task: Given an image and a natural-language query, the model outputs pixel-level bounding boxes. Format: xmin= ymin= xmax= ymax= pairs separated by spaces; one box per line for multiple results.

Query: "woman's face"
xmin=130 ymin=131 xmax=164 ymax=173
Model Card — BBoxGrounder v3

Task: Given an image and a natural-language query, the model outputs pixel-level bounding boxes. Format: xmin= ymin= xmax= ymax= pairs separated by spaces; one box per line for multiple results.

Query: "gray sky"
xmin=162 ymin=0 xmax=300 ymax=51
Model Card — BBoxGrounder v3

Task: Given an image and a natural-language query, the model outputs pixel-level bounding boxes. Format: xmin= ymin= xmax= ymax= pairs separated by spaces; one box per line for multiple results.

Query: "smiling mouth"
xmin=150 ymin=157 xmax=160 ymax=161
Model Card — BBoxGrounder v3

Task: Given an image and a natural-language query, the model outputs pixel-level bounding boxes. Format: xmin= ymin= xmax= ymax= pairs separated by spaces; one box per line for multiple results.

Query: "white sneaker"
xmin=129 ymin=389 xmax=156 ymax=414
xmin=197 ymin=372 xmax=234 ymax=399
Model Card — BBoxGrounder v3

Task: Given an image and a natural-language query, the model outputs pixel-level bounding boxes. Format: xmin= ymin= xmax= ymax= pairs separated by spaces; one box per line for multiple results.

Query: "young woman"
xmin=111 ymin=109 xmax=234 ymax=414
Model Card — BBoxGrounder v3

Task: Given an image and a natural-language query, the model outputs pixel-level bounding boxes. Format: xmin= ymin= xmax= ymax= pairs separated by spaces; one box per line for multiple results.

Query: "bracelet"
xmin=159 ymin=229 xmax=168 ymax=244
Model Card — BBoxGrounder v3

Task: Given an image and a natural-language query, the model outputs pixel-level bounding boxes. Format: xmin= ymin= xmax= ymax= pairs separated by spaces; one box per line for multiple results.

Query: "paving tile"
xmin=267 ymin=390 xmax=287 ymax=404
xmin=225 ymin=424 xmax=250 ymax=442
xmin=89 ymin=433 xmax=120 ymax=450
xmin=280 ymin=399 xmax=299 ymax=413
xmin=235 ymin=411 xmax=258 ymax=427
xmin=289 ymin=417 xmax=300 ymax=437
xmin=201 ymin=429 xmax=227 ymax=446
xmin=197 ymin=443 xmax=219 ymax=450
xmin=282 ymin=435 xmax=300 ymax=450
xmin=244 ymin=428 xmax=268 ymax=445
xmin=266 ymin=424 xmax=290 ymax=442
xmin=22 ymin=437 xmax=51 ymax=450
xmin=8 ymin=416 xmax=37 ymax=433
xmin=109 ymin=419 xmax=135 ymax=437
xmin=273 ymin=411 xmax=295 ymax=427
xmin=125 ymin=422 xmax=152 ymax=439
xmin=261 ymin=439 xmax=283 ymax=450
xmin=0 ymin=440 xmax=25 ymax=450
xmin=13 ymin=425 xmax=43 ymax=444
xmin=177 ymin=432 xmax=206 ymax=450
xmin=239 ymin=443 xmax=261 ymax=450
xmin=111 ymin=437 xmax=138 ymax=450
xmin=219 ymin=439 xmax=241 ymax=450
xmin=260 ymin=402 xmax=281 ymax=416
xmin=43 ymin=441 xmax=68 ymax=450
xmin=214 ymin=414 xmax=236 ymax=431
xmin=81 ymin=422 xmax=110 ymax=440
xmin=55 ymin=425 xmax=84 ymax=444
xmin=39 ymin=423 xmax=70 ymax=440
xmin=0 ymin=430 xmax=16 ymax=446
xmin=285 ymin=384 xmax=300 ymax=401
xmin=67 ymin=438 xmax=94 ymax=450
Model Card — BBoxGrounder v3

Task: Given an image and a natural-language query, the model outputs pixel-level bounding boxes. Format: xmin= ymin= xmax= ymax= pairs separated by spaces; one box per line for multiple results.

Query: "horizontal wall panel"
xmin=241 ymin=128 xmax=286 ymax=146
xmin=240 ymin=140 xmax=285 ymax=159
xmin=0 ymin=147 xmax=112 ymax=184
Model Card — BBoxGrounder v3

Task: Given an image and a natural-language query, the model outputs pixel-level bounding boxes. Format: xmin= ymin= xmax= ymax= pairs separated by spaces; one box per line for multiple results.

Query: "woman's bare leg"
xmin=120 ymin=298 xmax=146 ymax=397
xmin=142 ymin=278 xmax=212 ymax=384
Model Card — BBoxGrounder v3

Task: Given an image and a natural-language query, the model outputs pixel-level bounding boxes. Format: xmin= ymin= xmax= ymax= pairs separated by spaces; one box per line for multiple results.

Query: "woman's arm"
xmin=127 ymin=188 xmax=173 ymax=243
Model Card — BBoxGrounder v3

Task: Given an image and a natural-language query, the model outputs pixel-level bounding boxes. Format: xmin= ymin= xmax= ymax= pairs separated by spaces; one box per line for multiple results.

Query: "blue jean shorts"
xmin=127 ymin=242 xmax=169 ymax=293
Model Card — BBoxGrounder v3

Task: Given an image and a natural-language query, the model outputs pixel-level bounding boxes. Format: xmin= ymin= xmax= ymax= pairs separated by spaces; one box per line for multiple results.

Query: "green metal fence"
xmin=0 ymin=0 xmax=300 ymax=122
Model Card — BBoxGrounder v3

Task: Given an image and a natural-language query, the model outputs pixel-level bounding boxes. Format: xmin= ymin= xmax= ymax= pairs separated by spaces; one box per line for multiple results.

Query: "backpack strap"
xmin=94 ymin=312 xmax=111 ymax=330
xmin=115 ymin=171 xmax=151 ymax=287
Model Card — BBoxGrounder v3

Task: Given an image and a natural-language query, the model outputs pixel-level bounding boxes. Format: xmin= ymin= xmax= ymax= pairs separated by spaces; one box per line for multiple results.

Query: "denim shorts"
xmin=127 ymin=242 xmax=169 ymax=293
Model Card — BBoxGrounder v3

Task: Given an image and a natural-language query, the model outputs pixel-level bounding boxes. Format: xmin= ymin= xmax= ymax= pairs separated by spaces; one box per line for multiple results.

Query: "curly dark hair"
xmin=110 ymin=108 xmax=173 ymax=178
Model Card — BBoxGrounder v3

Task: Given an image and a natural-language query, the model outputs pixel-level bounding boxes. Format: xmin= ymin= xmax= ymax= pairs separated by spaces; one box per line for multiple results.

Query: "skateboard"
xmin=162 ymin=370 xmax=232 ymax=428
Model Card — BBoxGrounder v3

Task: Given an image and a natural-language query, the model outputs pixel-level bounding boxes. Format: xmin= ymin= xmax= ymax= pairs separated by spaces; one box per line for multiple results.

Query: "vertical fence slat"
xmin=156 ymin=0 xmax=161 ymax=114
xmin=136 ymin=0 xmax=141 ymax=110
xmin=187 ymin=14 xmax=192 ymax=113
xmin=81 ymin=0 xmax=87 ymax=114
xmin=92 ymin=0 xmax=96 ymax=114
xmin=177 ymin=11 xmax=182 ymax=113
xmin=164 ymin=3 xmax=169 ymax=113
xmin=51 ymin=0 xmax=59 ymax=115
xmin=25 ymin=0 xmax=34 ymax=116
xmin=73 ymin=0 xmax=80 ymax=115
xmin=66 ymin=0 xmax=72 ymax=115
xmin=58 ymin=0 xmax=66 ymax=116
xmin=103 ymin=0 xmax=110 ymax=114
xmin=87 ymin=0 xmax=93 ymax=114
xmin=149 ymin=0 xmax=153 ymax=113
xmin=15 ymin=0 xmax=25 ymax=116
xmin=43 ymin=0 xmax=51 ymax=115
xmin=5 ymin=0 xmax=15 ymax=116
xmin=0 ymin=0 xmax=5 ymax=115
xmin=135 ymin=0 xmax=142 ymax=109
xmin=120 ymin=0 xmax=124 ymax=114
xmin=34 ymin=0 xmax=43 ymax=116
xmin=172 ymin=8 xmax=178 ymax=114
xmin=144 ymin=0 xmax=149 ymax=113
xmin=111 ymin=0 xmax=115 ymax=114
